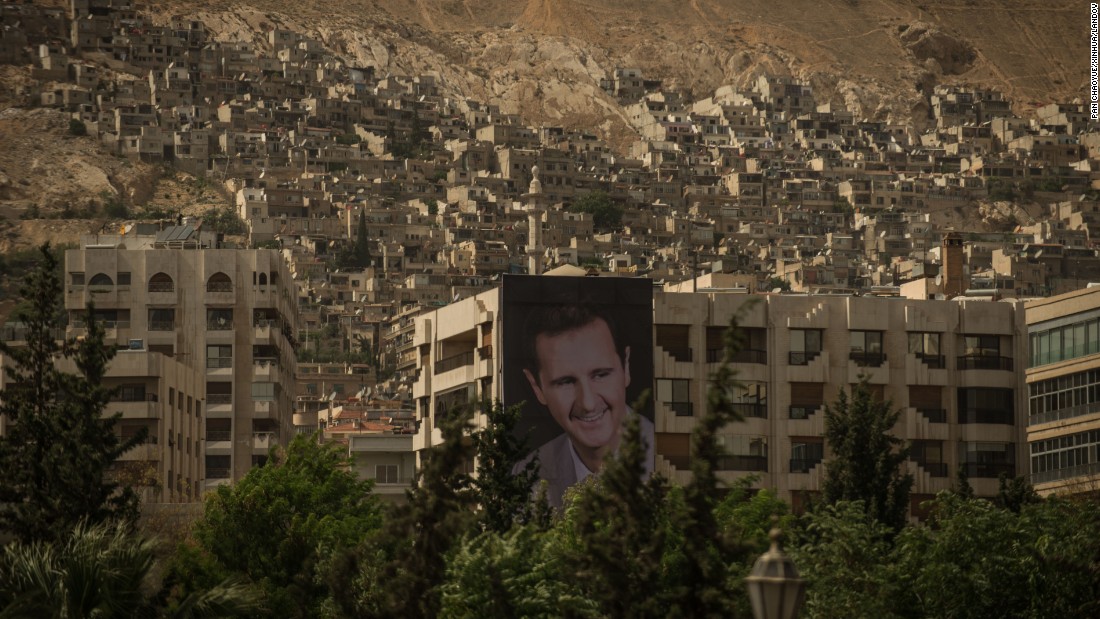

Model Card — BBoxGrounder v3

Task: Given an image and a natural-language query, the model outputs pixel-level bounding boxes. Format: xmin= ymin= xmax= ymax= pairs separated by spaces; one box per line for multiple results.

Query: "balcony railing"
xmin=147 ymin=282 xmax=174 ymax=292
xmin=718 ymin=454 xmax=768 ymax=472
xmin=914 ymin=353 xmax=946 ymax=369
xmin=206 ymin=357 xmax=233 ymax=369
xmin=207 ymin=394 xmax=232 ymax=405
xmin=916 ymin=461 xmax=949 ymax=477
xmin=662 ymin=347 xmax=693 ymax=363
xmin=206 ymin=430 xmax=231 ymax=442
xmin=1029 ymin=401 xmax=1100 ymax=426
xmin=731 ymin=402 xmax=767 ymax=419
xmin=918 ymin=408 xmax=947 ymax=423
xmin=849 ymin=351 xmax=886 ymax=367
xmin=253 ymin=357 xmax=278 ymax=369
xmin=958 ymin=408 xmax=1015 ymax=425
xmin=790 ymin=457 xmax=823 ymax=473
xmin=669 ymin=401 xmax=693 ymax=417
xmin=957 ymin=355 xmax=1014 ymax=371
xmin=789 ymin=406 xmax=818 ymax=420
xmin=206 ymin=468 xmax=230 ymax=479
xmin=113 ymin=393 xmax=157 ymax=403
xmin=434 ymin=350 xmax=474 ymax=375
xmin=732 ymin=348 xmax=767 ymax=364
xmin=789 ymin=350 xmax=821 ymax=366
xmin=148 ymin=321 xmax=175 ymax=331
xmin=1030 ymin=461 xmax=1100 ymax=485
xmin=477 ymin=345 xmax=493 ymax=360
xmin=206 ymin=282 xmax=233 ymax=292
xmin=207 ymin=321 xmax=233 ymax=330
xmin=962 ymin=462 xmax=1016 ymax=479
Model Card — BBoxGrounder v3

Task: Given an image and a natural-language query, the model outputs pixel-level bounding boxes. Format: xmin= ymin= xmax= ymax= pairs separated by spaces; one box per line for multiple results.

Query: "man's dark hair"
xmin=521 ymin=304 xmax=626 ymax=383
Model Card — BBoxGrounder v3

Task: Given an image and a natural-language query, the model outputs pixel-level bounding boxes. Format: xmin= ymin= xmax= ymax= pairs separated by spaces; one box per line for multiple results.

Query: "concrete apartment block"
xmin=411 ymin=284 xmax=1027 ymax=513
xmin=64 ymin=229 xmax=298 ymax=496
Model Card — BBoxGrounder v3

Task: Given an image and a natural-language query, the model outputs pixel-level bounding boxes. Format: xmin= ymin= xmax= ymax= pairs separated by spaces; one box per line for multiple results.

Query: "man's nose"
xmin=577 ymin=379 xmax=600 ymax=411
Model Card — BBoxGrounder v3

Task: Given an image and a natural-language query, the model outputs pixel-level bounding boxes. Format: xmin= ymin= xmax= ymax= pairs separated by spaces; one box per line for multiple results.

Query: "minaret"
xmin=525 ymin=165 xmax=545 ymax=275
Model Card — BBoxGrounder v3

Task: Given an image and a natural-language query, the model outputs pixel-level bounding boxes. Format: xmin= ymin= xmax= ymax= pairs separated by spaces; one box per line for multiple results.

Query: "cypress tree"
xmin=471 ymin=400 xmax=542 ymax=533
xmin=0 ymin=243 xmax=144 ymax=544
xmin=821 ymin=379 xmax=912 ymax=531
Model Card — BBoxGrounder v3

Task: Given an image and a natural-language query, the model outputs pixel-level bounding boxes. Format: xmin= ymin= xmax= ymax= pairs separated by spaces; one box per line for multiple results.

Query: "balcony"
xmin=1031 ymin=461 xmax=1100 ymax=485
xmin=206 ymin=357 xmax=233 ymax=376
xmin=916 ymin=461 xmax=949 ymax=478
xmin=661 ymin=347 xmax=693 ymax=363
xmin=668 ymin=401 xmax=693 ymax=417
xmin=718 ymin=454 xmax=768 ymax=472
xmin=789 ymin=406 xmax=819 ymax=420
xmin=434 ymin=350 xmax=474 ymax=375
xmin=118 ymin=442 xmax=159 ymax=461
xmin=914 ymin=353 xmax=946 ymax=369
xmin=207 ymin=320 xmax=233 ymax=331
xmin=205 ymin=430 xmax=231 ymax=442
xmin=790 ymin=458 xmax=823 ymax=473
xmin=958 ymin=408 xmax=1015 ymax=425
xmin=731 ymin=402 xmax=767 ymax=419
xmin=789 ymin=350 xmax=820 ymax=366
xmin=207 ymin=394 xmax=232 ymax=405
xmin=253 ymin=358 xmax=277 ymax=378
xmin=253 ymin=432 xmax=276 ymax=451
xmin=254 ymin=400 xmax=273 ymax=417
xmin=918 ymin=408 xmax=947 ymax=423
xmin=962 ymin=462 xmax=1016 ymax=479
xmin=849 ymin=351 xmax=886 ymax=367
xmin=1029 ymin=401 xmax=1100 ymax=426
xmin=206 ymin=467 xmax=231 ymax=480
xmin=957 ymin=355 xmax=1013 ymax=371
xmin=148 ymin=321 xmax=175 ymax=332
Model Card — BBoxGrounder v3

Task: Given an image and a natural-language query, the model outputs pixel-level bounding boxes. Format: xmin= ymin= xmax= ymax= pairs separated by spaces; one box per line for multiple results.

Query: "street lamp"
xmin=745 ymin=527 xmax=805 ymax=619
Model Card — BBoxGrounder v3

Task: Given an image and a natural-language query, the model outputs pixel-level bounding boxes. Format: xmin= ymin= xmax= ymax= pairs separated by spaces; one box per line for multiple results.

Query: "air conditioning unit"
xmin=128 ymin=339 xmax=144 ymax=350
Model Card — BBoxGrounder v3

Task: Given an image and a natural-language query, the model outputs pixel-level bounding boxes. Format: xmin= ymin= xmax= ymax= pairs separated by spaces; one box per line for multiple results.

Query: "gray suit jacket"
xmin=514 ymin=412 xmax=655 ymax=509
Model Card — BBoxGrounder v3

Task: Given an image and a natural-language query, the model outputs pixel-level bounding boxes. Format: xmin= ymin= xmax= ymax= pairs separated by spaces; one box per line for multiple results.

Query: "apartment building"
xmin=411 ymin=278 xmax=1027 ymax=511
xmin=64 ymin=226 xmax=298 ymax=495
xmin=1026 ymin=286 xmax=1100 ymax=496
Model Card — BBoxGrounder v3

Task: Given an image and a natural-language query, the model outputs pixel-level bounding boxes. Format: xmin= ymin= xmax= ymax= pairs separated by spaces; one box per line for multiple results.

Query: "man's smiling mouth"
xmin=571 ymin=408 xmax=607 ymax=423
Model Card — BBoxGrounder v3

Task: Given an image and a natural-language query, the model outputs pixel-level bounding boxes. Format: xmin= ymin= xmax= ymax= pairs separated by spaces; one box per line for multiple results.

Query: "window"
xmin=148 ymin=272 xmax=174 ymax=292
xmin=849 ymin=331 xmax=885 ymax=366
xmin=251 ymin=382 xmax=276 ymax=401
xmin=117 ymin=272 xmax=131 ymax=286
xmin=908 ymin=332 xmax=943 ymax=368
xmin=960 ymin=442 xmax=1015 ymax=478
xmin=790 ymin=439 xmax=824 ymax=473
xmin=70 ymin=272 xmax=85 ymax=286
xmin=1030 ymin=369 xmax=1100 ymax=425
xmin=206 ymin=345 xmax=232 ymax=369
xmin=206 ymin=272 xmax=233 ymax=292
xmin=88 ymin=273 xmax=114 ymax=287
xmin=960 ymin=334 xmax=1011 ymax=370
xmin=910 ymin=440 xmax=947 ymax=477
xmin=1030 ymin=429 xmax=1100 ymax=484
xmin=731 ymin=382 xmax=767 ymax=418
xmin=657 ymin=378 xmax=692 ymax=416
xmin=716 ymin=436 xmax=768 ymax=471
xmin=375 ymin=464 xmax=398 ymax=484
xmin=207 ymin=308 xmax=233 ymax=330
xmin=656 ymin=324 xmax=692 ymax=362
xmin=789 ymin=329 xmax=822 ymax=365
xmin=1030 ymin=317 xmax=1100 ymax=367
xmin=205 ymin=455 xmax=231 ymax=479
xmin=148 ymin=308 xmax=175 ymax=331
xmin=958 ymin=388 xmax=1015 ymax=425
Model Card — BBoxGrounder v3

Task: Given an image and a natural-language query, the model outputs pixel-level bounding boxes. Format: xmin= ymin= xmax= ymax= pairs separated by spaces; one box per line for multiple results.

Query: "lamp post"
xmin=745 ymin=527 xmax=805 ymax=619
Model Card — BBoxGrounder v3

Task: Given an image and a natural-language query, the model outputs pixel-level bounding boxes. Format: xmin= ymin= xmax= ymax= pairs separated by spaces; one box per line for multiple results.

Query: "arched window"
xmin=88 ymin=273 xmax=114 ymax=287
xmin=270 ymin=272 xmax=279 ymax=286
xmin=148 ymin=272 xmax=174 ymax=293
xmin=206 ymin=272 xmax=233 ymax=293
xmin=258 ymin=272 xmax=268 ymax=286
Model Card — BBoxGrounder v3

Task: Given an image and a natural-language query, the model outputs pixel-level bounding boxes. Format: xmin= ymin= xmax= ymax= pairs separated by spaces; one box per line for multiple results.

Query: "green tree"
xmin=0 ymin=520 xmax=262 ymax=618
xmin=559 ymin=412 xmax=670 ymax=619
xmin=568 ymin=191 xmax=624 ymax=231
xmin=994 ymin=473 xmax=1040 ymax=513
xmin=68 ymin=118 xmax=88 ymax=136
xmin=354 ymin=209 xmax=372 ymax=268
xmin=471 ymin=400 xmax=541 ymax=533
xmin=0 ymin=243 xmax=143 ymax=544
xmin=170 ymin=434 xmax=381 ymax=617
xmin=440 ymin=525 xmax=599 ymax=619
xmin=337 ymin=408 xmax=477 ymax=618
xmin=790 ymin=501 xmax=901 ymax=619
xmin=821 ymin=379 xmax=912 ymax=531
xmin=764 ymin=276 xmax=791 ymax=292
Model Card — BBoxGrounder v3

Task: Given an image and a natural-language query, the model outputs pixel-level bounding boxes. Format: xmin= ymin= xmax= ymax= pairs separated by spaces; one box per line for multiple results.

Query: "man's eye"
xmin=593 ymin=370 xmax=611 ymax=380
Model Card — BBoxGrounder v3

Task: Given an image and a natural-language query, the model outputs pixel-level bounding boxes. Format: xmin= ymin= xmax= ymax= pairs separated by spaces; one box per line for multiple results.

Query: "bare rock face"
xmin=897 ymin=22 xmax=976 ymax=76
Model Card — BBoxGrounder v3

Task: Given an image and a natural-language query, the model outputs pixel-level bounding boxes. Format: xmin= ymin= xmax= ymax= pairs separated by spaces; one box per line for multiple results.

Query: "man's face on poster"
xmin=523 ymin=317 xmax=631 ymax=458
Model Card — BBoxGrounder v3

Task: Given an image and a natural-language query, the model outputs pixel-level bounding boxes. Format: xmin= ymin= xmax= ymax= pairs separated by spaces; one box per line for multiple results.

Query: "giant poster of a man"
xmin=503 ymin=275 xmax=654 ymax=509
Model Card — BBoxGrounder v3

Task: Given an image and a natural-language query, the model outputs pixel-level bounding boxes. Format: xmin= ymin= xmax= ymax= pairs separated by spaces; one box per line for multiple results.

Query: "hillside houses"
xmin=5 ymin=0 xmax=1100 ymax=435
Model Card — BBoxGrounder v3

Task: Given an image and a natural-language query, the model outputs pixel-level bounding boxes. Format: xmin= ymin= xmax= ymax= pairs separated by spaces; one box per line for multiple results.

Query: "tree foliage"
xmin=471 ymin=400 xmax=542 ymax=533
xmin=567 ymin=191 xmax=624 ymax=231
xmin=0 ymin=243 xmax=143 ymax=544
xmin=170 ymin=434 xmax=381 ymax=617
xmin=821 ymin=379 xmax=912 ymax=531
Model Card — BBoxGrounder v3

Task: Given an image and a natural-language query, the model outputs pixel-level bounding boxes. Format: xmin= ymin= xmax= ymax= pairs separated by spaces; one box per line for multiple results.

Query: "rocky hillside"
xmin=0 ymin=0 xmax=1087 ymax=246
xmin=147 ymin=0 xmax=1087 ymax=147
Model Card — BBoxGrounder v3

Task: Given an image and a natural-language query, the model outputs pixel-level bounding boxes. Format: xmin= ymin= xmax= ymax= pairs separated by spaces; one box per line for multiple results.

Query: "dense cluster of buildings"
xmin=3 ymin=0 xmax=1100 ymax=509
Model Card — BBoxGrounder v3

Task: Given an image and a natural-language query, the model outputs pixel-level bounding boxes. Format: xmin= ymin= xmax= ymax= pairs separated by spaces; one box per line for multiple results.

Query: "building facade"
xmin=64 ymin=229 xmax=298 ymax=495
xmin=411 ymin=280 xmax=1028 ymax=510
xmin=1026 ymin=286 xmax=1100 ymax=496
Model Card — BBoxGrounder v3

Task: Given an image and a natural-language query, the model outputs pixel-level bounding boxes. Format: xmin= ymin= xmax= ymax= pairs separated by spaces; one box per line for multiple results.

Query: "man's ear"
xmin=623 ymin=345 xmax=631 ymax=389
xmin=523 ymin=368 xmax=548 ymax=406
